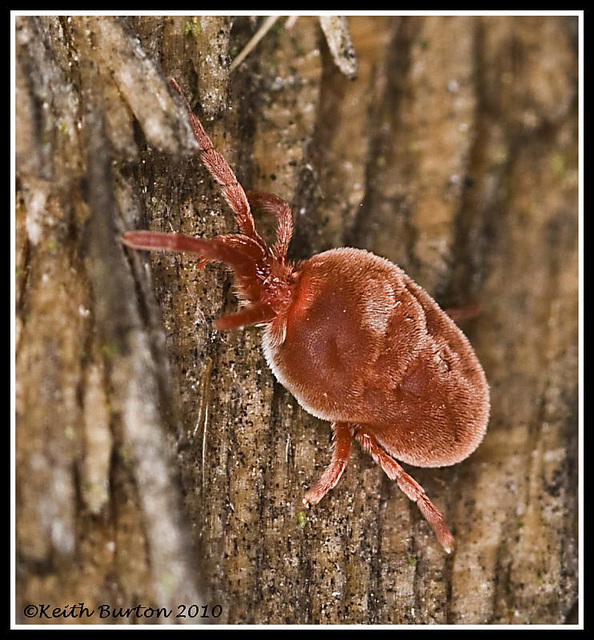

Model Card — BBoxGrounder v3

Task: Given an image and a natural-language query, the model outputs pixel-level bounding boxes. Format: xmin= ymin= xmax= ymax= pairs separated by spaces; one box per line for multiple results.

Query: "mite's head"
xmin=120 ymin=198 xmax=297 ymax=333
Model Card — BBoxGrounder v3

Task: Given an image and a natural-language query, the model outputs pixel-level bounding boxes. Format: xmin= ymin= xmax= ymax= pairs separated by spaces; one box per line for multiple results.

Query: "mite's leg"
xmin=214 ymin=303 xmax=276 ymax=330
xmin=445 ymin=302 xmax=481 ymax=324
xmin=303 ymin=422 xmax=353 ymax=507
xmin=121 ymin=230 xmax=268 ymax=302
xmin=246 ymin=191 xmax=294 ymax=261
xmin=168 ymin=78 xmax=263 ymax=247
xmin=121 ymin=230 xmax=212 ymax=255
xmin=121 ymin=231 xmax=262 ymax=267
xmin=355 ymin=428 xmax=455 ymax=553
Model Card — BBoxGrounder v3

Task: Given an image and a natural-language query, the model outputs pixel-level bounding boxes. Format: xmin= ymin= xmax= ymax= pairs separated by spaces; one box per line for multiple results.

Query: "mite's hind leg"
xmin=303 ymin=422 xmax=352 ymax=507
xmin=445 ymin=301 xmax=481 ymax=324
xmin=355 ymin=427 xmax=455 ymax=553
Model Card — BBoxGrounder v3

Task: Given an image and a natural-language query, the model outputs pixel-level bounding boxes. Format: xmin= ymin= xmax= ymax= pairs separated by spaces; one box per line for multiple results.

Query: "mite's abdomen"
xmin=262 ymin=248 xmax=490 ymax=468
xmin=375 ymin=273 xmax=490 ymax=467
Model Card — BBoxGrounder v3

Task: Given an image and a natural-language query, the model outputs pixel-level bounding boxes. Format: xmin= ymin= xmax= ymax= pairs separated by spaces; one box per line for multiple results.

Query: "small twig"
xmin=229 ymin=15 xmax=280 ymax=72
xmin=194 ymin=358 xmax=214 ymax=490
xmin=230 ymin=15 xmax=358 ymax=79
xmin=285 ymin=16 xmax=299 ymax=30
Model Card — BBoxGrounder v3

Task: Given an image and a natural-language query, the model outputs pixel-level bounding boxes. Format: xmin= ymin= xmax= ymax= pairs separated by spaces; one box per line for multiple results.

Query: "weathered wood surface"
xmin=15 ymin=15 xmax=579 ymax=625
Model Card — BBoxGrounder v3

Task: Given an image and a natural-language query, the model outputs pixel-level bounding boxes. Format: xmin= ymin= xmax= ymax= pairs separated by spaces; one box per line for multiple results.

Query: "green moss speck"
xmin=184 ymin=17 xmax=201 ymax=38
xmin=100 ymin=342 xmax=121 ymax=359
xmin=297 ymin=511 xmax=307 ymax=528
xmin=550 ymin=152 xmax=566 ymax=176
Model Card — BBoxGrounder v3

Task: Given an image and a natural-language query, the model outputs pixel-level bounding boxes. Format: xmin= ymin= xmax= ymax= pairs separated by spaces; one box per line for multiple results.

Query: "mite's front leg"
xmin=246 ymin=191 xmax=294 ymax=261
xmin=355 ymin=427 xmax=455 ymax=553
xmin=214 ymin=303 xmax=275 ymax=330
xmin=303 ymin=422 xmax=353 ymax=507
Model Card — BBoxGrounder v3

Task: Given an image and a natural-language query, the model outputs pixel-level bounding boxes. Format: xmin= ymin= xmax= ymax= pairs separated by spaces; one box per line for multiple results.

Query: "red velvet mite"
xmin=121 ymin=78 xmax=490 ymax=554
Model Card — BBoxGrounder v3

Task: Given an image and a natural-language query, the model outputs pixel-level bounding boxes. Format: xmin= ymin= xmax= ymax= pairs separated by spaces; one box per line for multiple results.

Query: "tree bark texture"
xmin=15 ymin=15 xmax=579 ymax=625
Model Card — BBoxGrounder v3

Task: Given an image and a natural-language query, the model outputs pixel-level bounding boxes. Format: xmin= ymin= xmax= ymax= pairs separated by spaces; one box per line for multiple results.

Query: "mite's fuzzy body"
xmin=263 ymin=248 xmax=489 ymax=469
xmin=121 ymin=79 xmax=490 ymax=553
